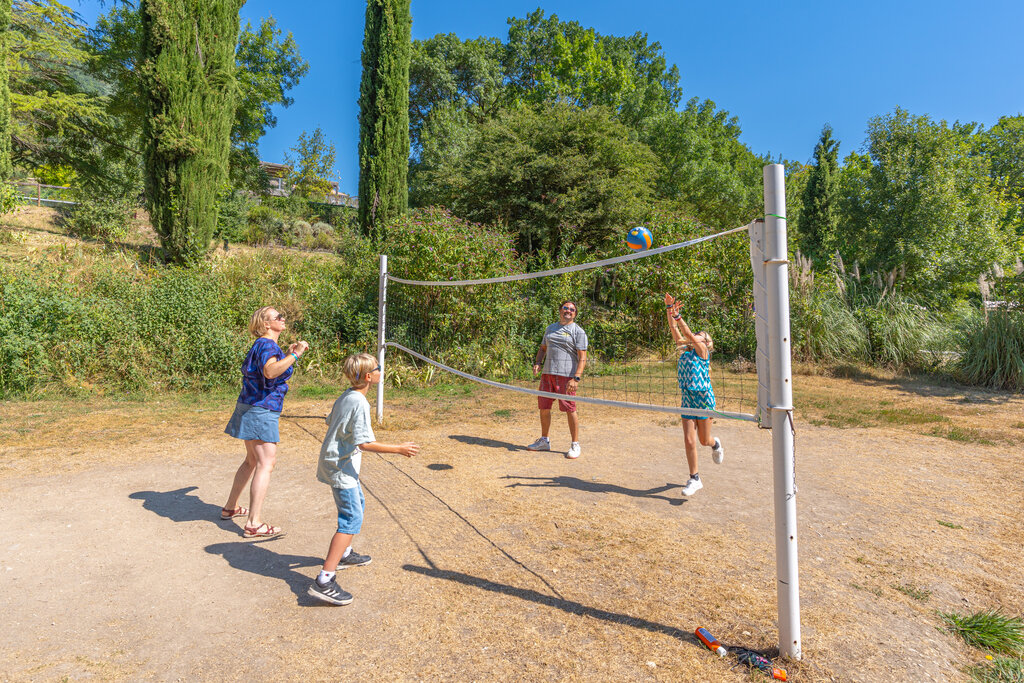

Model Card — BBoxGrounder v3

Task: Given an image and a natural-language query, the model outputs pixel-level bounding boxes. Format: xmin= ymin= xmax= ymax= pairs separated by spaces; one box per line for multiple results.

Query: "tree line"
xmin=0 ymin=2 xmax=1021 ymax=309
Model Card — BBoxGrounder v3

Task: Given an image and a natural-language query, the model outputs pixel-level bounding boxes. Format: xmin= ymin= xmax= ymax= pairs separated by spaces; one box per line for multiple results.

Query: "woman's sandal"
xmin=220 ymin=506 xmax=249 ymax=520
xmin=243 ymin=522 xmax=283 ymax=539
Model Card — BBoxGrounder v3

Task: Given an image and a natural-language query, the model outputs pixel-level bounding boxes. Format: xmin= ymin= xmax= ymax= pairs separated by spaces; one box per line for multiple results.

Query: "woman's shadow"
xmin=129 ymin=486 xmax=226 ymax=524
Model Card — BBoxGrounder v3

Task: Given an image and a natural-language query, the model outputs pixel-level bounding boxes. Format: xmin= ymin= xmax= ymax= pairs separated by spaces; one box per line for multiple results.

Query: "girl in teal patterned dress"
xmin=664 ymin=293 xmax=724 ymax=497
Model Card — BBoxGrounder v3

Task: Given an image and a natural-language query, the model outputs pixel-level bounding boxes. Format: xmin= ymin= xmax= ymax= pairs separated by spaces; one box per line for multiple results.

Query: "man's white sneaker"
xmin=526 ymin=437 xmax=551 ymax=451
xmin=681 ymin=475 xmax=703 ymax=496
xmin=566 ymin=442 xmax=581 ymax=459
xmin=711 ymin=438 xmax=724 ymax=464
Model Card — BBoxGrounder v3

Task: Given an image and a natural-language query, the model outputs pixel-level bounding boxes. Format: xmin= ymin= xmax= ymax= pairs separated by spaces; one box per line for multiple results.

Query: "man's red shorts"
xmin=537 ymin=373 xmax=577 ymax=413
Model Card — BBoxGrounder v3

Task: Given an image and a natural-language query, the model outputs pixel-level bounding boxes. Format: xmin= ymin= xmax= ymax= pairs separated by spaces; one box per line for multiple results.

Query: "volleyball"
xmin=626 ymin=226 xmax=653 ymax=251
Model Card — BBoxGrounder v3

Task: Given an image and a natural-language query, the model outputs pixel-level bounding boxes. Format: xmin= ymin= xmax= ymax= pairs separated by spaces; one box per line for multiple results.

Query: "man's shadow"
xmin=205 ymin=541 xmax=325 ymax=605
xmin=502 ymin=475 xmax=687 ymax=505
xmin=129 ymin=486 xmax=231 ymax=524
xmin=449 ymin=435 xmax=529 ymax=452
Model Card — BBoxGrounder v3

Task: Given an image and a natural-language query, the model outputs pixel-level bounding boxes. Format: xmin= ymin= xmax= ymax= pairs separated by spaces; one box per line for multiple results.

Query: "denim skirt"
xmin=224 ymin=402 xmax=281 ymax=443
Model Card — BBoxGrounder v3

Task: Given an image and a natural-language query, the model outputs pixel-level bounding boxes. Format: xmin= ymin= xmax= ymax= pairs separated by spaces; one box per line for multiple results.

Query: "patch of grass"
xmin=1012 ymin=421 xmax=1024 ymax=429
xmin=877 ymin=408 xmax=948 ymax=425
xmin=855 ymin=556 xmax=869 ymax=564
xmin=939 ymin=609 xmax=1024 ymax=654
xmin=967 ymin=655 xmax=1024 ymax=682
xmin=492 ymin=408 xmax=514 ymax=419
xmin=931 ymin=426 xmax=995 ymax=445
xmin=938 ymin=520 xmax=964 ymax=529
xmin=892 ymin=583 xmax=932 ymax=602
xmin=392 ymin=382 xmax=478 ymax=399
xmin=811 ymin=412 xmax=870 ymax=428
xmin=294 ymin=383 xmax=341 ymax=399
xmin=851 ymin=582 xmax=883 ymax=597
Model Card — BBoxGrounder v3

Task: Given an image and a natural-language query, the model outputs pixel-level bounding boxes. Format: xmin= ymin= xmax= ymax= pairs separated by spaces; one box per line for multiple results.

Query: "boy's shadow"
xmin=205 ymin=541 xmax=325 ymax=605
xmin=501 ymin=475 xmax=687 ymax=505
xmin=129 ymin=486 xmax=228 ymax=524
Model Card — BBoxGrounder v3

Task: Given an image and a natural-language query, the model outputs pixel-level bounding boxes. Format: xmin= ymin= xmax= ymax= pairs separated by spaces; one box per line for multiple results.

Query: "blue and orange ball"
xmin=627 ymin=226 xmax=653 ymax=251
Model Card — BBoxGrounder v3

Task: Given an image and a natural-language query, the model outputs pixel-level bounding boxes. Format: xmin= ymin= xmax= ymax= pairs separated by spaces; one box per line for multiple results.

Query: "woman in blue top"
xmin=665 ymin=293 xmax=724 ymax=497
xmin=221 ymin=306 xmax=309 ymax=539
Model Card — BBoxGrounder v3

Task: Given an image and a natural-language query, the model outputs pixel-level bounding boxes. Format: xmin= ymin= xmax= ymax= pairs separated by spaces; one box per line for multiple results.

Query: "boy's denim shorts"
xmin=332 ymin=483 xmax=365 ymax=534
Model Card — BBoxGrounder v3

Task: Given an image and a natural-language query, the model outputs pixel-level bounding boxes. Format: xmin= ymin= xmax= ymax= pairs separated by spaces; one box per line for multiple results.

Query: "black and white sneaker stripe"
xmin=308 ymin=577 xmax=353 ymax=605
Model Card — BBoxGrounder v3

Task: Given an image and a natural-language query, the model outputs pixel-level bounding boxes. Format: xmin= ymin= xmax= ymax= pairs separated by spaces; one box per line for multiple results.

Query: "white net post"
xmin=749 ymin=219 xmax=771 ymax=426
xmin=764 ymin=164 xmax=801 ymax=660
xmin=377 ymin=254 xmax=388 ymax=423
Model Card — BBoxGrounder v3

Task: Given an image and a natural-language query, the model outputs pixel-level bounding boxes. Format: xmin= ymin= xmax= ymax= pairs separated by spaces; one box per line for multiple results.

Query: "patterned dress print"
xmin=677 ymin=348 xmax=716 ymax=420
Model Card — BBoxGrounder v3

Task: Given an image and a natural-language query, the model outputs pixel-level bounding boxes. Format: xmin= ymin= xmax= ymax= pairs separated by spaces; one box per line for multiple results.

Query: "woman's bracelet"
xmin=290 ymin=352 xmax=300 ymax=362
xmin=672 ymin=314 xmax=682 ymax=321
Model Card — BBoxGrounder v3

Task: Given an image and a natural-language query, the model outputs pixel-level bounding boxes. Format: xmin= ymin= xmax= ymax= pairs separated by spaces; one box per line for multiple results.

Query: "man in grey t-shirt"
xmin=527 ymin=301 xmax=588 ymax=459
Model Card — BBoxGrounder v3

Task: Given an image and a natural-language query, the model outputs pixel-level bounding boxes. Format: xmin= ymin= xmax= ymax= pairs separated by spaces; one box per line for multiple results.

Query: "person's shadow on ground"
xmin=449 ymin=434 xmax=529 ymax=452
xmin=205 ymin=540 xmax=326 ymax=606
xmin=501 ymin=475 xmax=686 ymax=505
xmin=129 ymin=486 xmax=230 ymax=524
xmin=403 ymin=563 xmax=699 ymax=645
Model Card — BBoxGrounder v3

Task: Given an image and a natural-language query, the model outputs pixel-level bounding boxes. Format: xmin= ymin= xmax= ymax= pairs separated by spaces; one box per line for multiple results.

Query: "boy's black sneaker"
xmin=308 ymin=577 xmax=353 ymax=605
xmin=338 ymin=550 xmax=372 ymax=569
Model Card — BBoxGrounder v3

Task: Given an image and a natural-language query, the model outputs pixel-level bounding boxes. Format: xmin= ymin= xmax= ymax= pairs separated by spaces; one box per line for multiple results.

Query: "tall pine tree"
xmin=140 ymin=0 xmax=242 ymax=263
xmin=358 ymin=0 xmax=411 ymax=240
xmin=800 ymin=125 xmax=841 ymax=266
xmin=0 ymin=0 xmax=12 ymax=181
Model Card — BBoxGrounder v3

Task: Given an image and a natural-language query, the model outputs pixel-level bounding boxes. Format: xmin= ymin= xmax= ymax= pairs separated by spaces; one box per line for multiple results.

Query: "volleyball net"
xmin=381 ymin=223 xmax=768 ymax=422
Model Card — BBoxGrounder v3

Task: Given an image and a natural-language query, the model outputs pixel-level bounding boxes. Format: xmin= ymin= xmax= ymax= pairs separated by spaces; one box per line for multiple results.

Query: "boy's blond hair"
xmin=248 ymin=306 xmax=276 ymax=337
xmin=344 ymin=353 xmax=378 ymax=389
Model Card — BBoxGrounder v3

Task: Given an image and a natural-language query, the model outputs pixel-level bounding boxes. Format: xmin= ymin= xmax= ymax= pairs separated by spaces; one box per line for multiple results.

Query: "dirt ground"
xmin=1 ymin=376 xmax=1022 ymax=682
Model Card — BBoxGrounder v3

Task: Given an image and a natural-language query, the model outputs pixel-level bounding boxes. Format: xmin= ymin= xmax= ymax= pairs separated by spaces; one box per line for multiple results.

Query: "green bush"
xmin=245 ymin=204 xmax=285 ymax=244
xmin=0 ymin=183 xmax=21 ymax=215
xmin=0 ymin=240 xmax=383 ymax=396
xmin=287 ymin=220 xmax=312 ymax=240
xmin=940 ymin=608 xmax=1024 ymax=654
xmin=956 ymin=310 xmax=1024 ymax=391
xmin=854 ymin=293 xmax=938 ymax=369
xmin=790 ymin=285 xmax=869 ymax=363
xmin=65 ymin=195 xmax=135 ymax=242
xmin=216 ymin=190 xmax=255 ymax=243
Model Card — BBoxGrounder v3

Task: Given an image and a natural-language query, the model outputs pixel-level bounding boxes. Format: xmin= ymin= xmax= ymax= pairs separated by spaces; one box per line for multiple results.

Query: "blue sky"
xmin=75 ymin=1 xmax=1024 ymax=196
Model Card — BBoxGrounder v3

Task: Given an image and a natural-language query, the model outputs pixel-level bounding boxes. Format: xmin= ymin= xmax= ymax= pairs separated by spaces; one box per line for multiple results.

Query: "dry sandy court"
xmin=1 ymin=375 xmax=1022 ymax=681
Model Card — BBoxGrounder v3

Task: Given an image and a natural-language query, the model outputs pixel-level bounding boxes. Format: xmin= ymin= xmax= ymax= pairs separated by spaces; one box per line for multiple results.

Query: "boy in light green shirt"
xmin=308 ymin=353 xmax=419 ymax=606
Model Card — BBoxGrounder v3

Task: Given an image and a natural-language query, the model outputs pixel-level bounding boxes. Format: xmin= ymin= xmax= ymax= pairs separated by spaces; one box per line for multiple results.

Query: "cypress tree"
xmin=358 ymin=0 xmax=411 ymax=240
xmin=140 ymin=0 xmax=242 ymax=263
xmin=0 ymin=0 xmax=12 ymax=181
xmin=800 ymin=124 xmax=841 ymax=266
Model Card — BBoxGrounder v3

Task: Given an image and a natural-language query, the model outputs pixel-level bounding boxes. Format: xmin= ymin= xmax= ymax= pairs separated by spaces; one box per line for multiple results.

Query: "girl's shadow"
xmin=501 ymin=475 xmax=687 ymax=505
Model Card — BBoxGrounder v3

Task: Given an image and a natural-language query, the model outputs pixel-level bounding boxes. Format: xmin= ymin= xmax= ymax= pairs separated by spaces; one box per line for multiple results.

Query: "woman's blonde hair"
xmin=344 ymin=353 xmax=379 ymax=389
xmin=248 ymin=306 xmax=277 ymax=337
